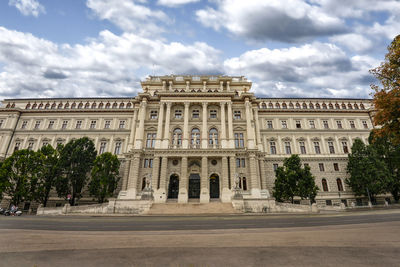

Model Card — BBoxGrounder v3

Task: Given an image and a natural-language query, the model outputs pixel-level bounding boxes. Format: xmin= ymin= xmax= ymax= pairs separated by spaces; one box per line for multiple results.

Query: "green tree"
xmin=56 ymin=137 xmax=97 ymax=206
xmin=0 ymin=161 xmax=6 ymax=201
xmin=88 ymin=152 xmax=121 ymax=203
xmin=33 ymin=145 xmax=62 ymax=207
xmin=0 ymin=149 xmax=41 ymax=206
xmin=273 ymin=155 xmax=318 ymax=203
xmin=346 ymin=139 xmax=389 ymax=203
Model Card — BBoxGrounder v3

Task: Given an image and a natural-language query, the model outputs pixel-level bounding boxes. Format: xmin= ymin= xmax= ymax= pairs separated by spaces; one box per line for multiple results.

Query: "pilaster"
xmin=162 ymin=103 xmax=172 ymax=149
xmin=154 ymin=157 xmax=168 ymax=203
xmin=220 ymin=102 xmax=227 ymax=148
xmin=182 ymin=102 xmax=190 ymax=148
xmin=121 ymin=156 xmax=141 ymax=199
xmin=127 ymin=107 xmax=138 ymax=151
xmin=245 ymin=99 xmax=255 ymax=149
xmin=221 ymin=156 xmax=231 ymax=202
xmin=200 ymin=156 xmax=209 ymax=203
xmin=227 ymin=102 xmax=234 ymax=148
xmin=178 ymin=156 xmax=188 ymax=203
xmin=202 ymin=102 xmax=208 ymax=149
xmin=155 ymin=102 xmax=165 ymax=148
xmin=134 ymin=99 xmax=147 ymax=149
xmin=249 ymin=155 xmax=261 ymax=198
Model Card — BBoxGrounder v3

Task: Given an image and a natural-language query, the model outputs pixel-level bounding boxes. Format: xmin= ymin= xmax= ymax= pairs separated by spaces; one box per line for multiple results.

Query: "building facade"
xmin=0 ymin=75 xmax=374 ymax=207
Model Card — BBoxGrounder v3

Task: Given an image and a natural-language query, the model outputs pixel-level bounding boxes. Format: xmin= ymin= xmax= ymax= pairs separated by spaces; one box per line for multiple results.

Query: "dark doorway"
xmin=189 ymin=174 xmax=200 ymax=198
xmin=168 ymin=174 xmax=179 ymax=199
xmin=210 ymin=174 xmax=220 ymax=199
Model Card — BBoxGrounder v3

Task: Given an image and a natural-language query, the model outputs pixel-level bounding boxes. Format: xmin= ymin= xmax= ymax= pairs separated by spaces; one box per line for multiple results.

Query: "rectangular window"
xmin=342 ymin=141 xmax=349 ymax=154
xmin=299 ymin=141 xmax=306 ymax=154
xmin=234 ymin=111 xmax=241 ymax=120
xmin=114 ymin=142 xmax=121 ymax=155
xmin=328 ymin=141 xmax=335 ymax=154
xmin=323 ymin=120 xmax=329 ymax=129
xmin=104 ymin=120 xmax=111 ymax=129
xmin=314 ymin=142 xmax=321 ymax=154
xmin=349 ymin=120 xmax=355 ymax=129
xmin=285 ymin=142 xmax=291 ymax=154
xmin=21 ymin=121 xmax=27 ymax=129
xmin=336 ymin=121 xmax=343 ymax=129
xmin=42 ymin=141 xmax=48 ymax=147
xmin=281 ymin=120 xmax=287 ymax=129
xmin=319 ymin=163 xmax=325 ymax=172
xmin=236 ymin=158 xmax=245 ymax=168
xmin=267 ymin=120 xmax=273 ymax=129
xmin=192 ymin=109 xmax=200 ymax=118
xmin=241 ymin=158 xmax=246 ymax=168
xmin=150 ymin=110 xmax=158 ymax=119
xmin=210 ymin=110 xmax=217 ymax=119
xmin=362 ymin=120 xmax=368 ymax=129
xmin=14 ymin=142 xmax=20 ymax=152
xmin=146 ymin=133 xmax=156 ymax=148
xmin=234 ymin=133 xmax=244 ymax=148
xmin=175 ymin=110 xmax=182 ymax=119
xmin=28 ymin=142 xmax=34 ymax=150
xmin=309 ymin=120 xmax=315 ymax=128
xmin=62 ymin=121 xmax=68 ymax=129
xmin=76 ymin=120 xmax=82 ymax=129
xmin=333 ymin=163 xmax=339 ymax=171
xmin=99 ymin=142 xmax=107 ymax=154
xmin=34 ymin=121 xmax=41 ymax=129
xmin=48 ymin=120 xmax=54 ymax=129
xmin=90 ymin=120 xmax=97 ymax=129
xmin=236 ymin=158 xmax=241 ymax=168
xmin=296 ymin=120 xmax=301 ymax=128
xmin=144 ymin=159 xmax=149 ymax=168
xmin=270 ymin=142 xmax=276 ymax=154
xmin=273 ymin=163 xmax=279 ymax=171
xmin=119 ymin=120 xmax=125 ymax=129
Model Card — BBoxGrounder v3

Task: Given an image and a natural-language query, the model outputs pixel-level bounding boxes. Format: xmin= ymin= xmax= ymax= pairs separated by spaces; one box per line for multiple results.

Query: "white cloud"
xmin=157 ymin=0 xmax=200 ymax=7
xmin=330 ymin=33 xmax=373 ymax=53
xmin=8 ymin=0 xmax=45 ymax=17
xmin=86 ymin=0 xmax=169 ymax=36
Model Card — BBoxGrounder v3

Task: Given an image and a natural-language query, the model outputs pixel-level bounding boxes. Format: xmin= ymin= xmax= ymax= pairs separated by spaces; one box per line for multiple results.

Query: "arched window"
xmin=337 ymin=178 xmax=344 ymax=192
xmin=191 ymin=128 xmax=200 ymax=146
xmin=335 ymin=103 xmax=340 ymax=109
xmin=295 ymin=103 xmax=301 ymax=109
xmin=119 ymin=103 xmax=125 ymax=109
xmin=64 ymin=102 xmax=69 ymax=109
xmin=98 ymin=102 xmax=104 ymax=109
xmin=126 ymin=102 xmax=132 ymax=108
xmin=354 ymin=103 xmax=359 ymax=109
xmin=239 ymin=177 xmax=247 ymax=191
xmin=341 ymin=103 xmax=346 ymax=109
xmin=105 ymin=103 xmax=111 ymax=109
xmin=288 ymin=102 xmax=293 ymax=109
xmin=328 ymin=103 xmax=334 ymax=109
xmin=322 ymin=103 xmax=327 ymax=109
xmin=25 ymin=103 xmax=31 ymax=109
xmin=32 ymin=103 xmax=37 ymax=109
xmin=322 ymin=179 xmax=329 ymax=192
xmin=262 ymin=103 xmax=267 ymax=109
xmin=84 ymin=102 xmax=90 ymax=108
xmin=347 ymin=103 xmax=353 ymax=109
xmin=44 ymin=103 xmax=50 ymax=109
xmin=71 ymin=102 xmax=76 ymax=109
xmin=38 ymin=103 xmax=43 ymax=109
xmin=112 ymin=102 xmax=118 ymax=108
xmin=268 ymin=102 xmax=273 ymax=108
xmin=141 ymin=178 xmax=147 ymax=190
xmin=315 ymin=103 xmax=320 ymax=109
xmin=275 ymin=103 xmax=280 ymax=108
xmin=78 ymin=102 xmax=83 ymax=109
xmin=209 ymin=128 xmax=218 ymax=145
xmin=309 ymin=103 xmax=314 ymax=109
xmin=282 ymin=103 xmax=287 ymax=109
xmin=172 ymin=128 xmax=182 ymax=146
xmin=360 ymin=103 xmax=365 ymax=110
xmin=91 ymin=103 xmax=97 ymax=109
xmin=51 ymin=103 xmax=56 ymax=109
xmin=302 ymin=103 xmax=307 ymax=109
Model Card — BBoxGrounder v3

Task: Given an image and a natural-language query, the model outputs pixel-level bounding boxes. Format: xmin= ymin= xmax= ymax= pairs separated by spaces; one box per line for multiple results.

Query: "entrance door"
xmin=168 ymin=174 xmax=179 ymax=199
xmin=209 ymin=174 xmax=220 ymax=199
xmin=188 ymin=174 xmax=200 ymax=198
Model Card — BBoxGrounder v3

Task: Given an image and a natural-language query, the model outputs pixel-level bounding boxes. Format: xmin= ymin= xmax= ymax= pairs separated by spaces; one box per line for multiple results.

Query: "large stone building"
xmin=0 ymin=75 xmax=374 ymax=208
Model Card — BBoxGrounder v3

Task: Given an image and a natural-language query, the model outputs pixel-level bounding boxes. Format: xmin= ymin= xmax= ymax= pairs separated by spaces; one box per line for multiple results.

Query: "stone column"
xmin=154 ymin=156 xmax=168 ymax=203
xmin=182 ymin=102 xmax=190 ymax=148
xmin=227 ymin=102 xmax=234 ymax=148
xmin=253 ymin=108 xmax=263 ymax=151
xmin=123 ymin=155 xmax=141 ymax=199
xmin=200 ymin=156 xmax=209 ymax=203
xmin=178 ymin=156 xmax=188 ymax=203
xmin=202 ymin=102 xmax=208 ymax=148
xmin=221 ymin=156 xmax=231 ymax=202
xmin=120 ymin=159 xmax=131 ymax=191
xmin=220 ymin=102 xmax=227 ymax=148
xmin=249 ymin=155 xmax=261 ymax=198
xmin=127 ymin=107 xmax=138 ymax=151
xmin=162 ymin=103 xmax=172 ymax=149
xmin=134 ymin=99 xmax=147 ymax=149
xmin=229 ymin=156 xmax=237 ymax=189
xmin=245 ymin=99 xmax=255 ymax=149
xmin=151 ymin=157 xmax=160 ymax=190
xmin=155 ymin=102 xmax=165 ymax=148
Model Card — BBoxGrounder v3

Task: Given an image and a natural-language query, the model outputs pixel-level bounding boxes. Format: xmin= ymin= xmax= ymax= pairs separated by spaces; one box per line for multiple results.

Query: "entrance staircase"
xmin=147 ymin=201 xmax=241 ymax=215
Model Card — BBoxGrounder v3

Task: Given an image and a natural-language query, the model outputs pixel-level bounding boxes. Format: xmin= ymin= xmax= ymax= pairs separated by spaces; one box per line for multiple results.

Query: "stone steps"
xmin=148 ymin=201 xmax=240 ymax=215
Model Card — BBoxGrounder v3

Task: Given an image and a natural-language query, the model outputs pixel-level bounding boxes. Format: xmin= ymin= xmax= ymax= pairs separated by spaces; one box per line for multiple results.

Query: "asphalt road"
xmin=1 ymin=210 xmax=400 ymax=231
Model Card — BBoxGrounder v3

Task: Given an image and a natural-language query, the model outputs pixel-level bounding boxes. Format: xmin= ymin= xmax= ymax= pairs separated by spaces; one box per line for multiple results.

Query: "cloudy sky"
xmin=0 ymin=0 xmax=398 ymax=100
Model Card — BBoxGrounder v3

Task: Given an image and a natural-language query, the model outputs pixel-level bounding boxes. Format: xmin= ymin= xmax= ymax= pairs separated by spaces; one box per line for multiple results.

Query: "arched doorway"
xmin=189 ymin=173 xmax=200 ymax=198
xmin=168 ymin=174 xmax=179 ymax=199
xmin=209 ymin=173 xmax=220 ymax=199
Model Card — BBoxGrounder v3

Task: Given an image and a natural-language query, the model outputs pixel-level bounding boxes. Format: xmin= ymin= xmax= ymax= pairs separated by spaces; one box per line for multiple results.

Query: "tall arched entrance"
xmin=209 ymin=173 xmax=220 ymax=199
xmin=188 ymin=174 xmax=200 ymax=198
xmin=168 ymin=174 xmax=179 ymax=199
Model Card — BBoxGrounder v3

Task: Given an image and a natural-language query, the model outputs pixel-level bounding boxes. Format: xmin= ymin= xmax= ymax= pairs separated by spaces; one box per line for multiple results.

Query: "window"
xmin=234 ymin=111 xmax=241 ymax=120
xmin=48 ymin=120 xmax=54 ymax=129
xmin=281 ymin=120 xmax=287 ymax=129
xmin=0 ymin=119 xmax=3 ymax=128
xmin=342 ymin=141 xmax=349 ymax=153
xmin=270 ymin=141 xmax=276 ymax=154
xmin=191 ymin=128 xmax=200 ymax=146
xmin=192 ymin=109 xmax=200 ymax=119
xmin=238 ymin=177 xmax=247 ymax=190
xmin=331 ymin=163 xmax=339 ymax=172
xmin=349 ymin=120 xmax=355 ymax=129
xmin=14 ymin=142 xmax=20 ymax=152
xmin=314 ymin=142 xmax=321 ymax=154
xmin=99 ymin=142 xmax=107 ymax=154
xmin=319 ymin=163 xmax=325 ymax=172
xmin=209 ymin=128 xmax=218 ymax=145
xmin=337 ymin=178 xmax=344 ymax=191
xmin=362 ymin=120 xmax=368 ymax=129
xmin=296 ymin=120 xmax=301 ymax=128
xmin=210 ymin=110 xmax=217 ymax=119
xmin=144 ymin=158 xmax=153 ymax=168
xmin=236 ymin=158 xmax=245 ymax=168
xmin=273 ymin=164 xmax=279 ymax=171
xmin=21 ymin=121 xmax=27 ymax=129
xmin=304 ymin=163 xmax=309 ymax=168
xmin=235 ymin=133 xmax=244 ymax=148
xmin=90 ymin=120 xmax=97 ymax=129
xmin=76 ymin=120 xmax=82 ymax=129
xmin=114 ymin=142 xmax=122 ymax=154
xmin=309 ymin=120 xmax=315 ymax=128
xmin=299 ymin=141 xmax=306 ymax=154
xmin=42 ymin=141 xmax=48 ymax=147
xmin=34 ymin=121 xmax=41 ymax=129
xmin=146 ymin=133 xmax=156 ymax=148
xmin=119 ymin=120 xmax=126 ymax=129
xmin=336 ymin=121 xmax=342 ymax=129
xmin=61 ymin=121 xmax=68 ymax=129
xmin=328 ymin=141 xmax=335 ymax=154
xmin=104 ymin=120 xmax=111 ymax=129
xmin=322 ymin=179 xmax=329 ymax=192
xmin=326 ymin=200 xmax=332 ymax=206
xmin=28 ymin=142 xmax=34 ymax=150
xmin=150 ymin=110 xmax=158 ymax=119
xmin=175 ymin=109 xmax=182 ymax=119
xmin=285 ymin=142 xmax=291 ymax=154
xmin=267 ymin=120 xmax=273 ymax=129
xmin=172 ymin=128 xmax=182 ymax=146
xmin=323 ymin=120 xmax=329 ymax=129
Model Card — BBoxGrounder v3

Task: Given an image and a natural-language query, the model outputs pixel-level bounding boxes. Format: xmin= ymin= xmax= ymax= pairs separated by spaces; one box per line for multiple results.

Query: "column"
xmin=155 ymin=102 xmax=165 ymax=148
xmin=253 ymin=108 xmax=263 ymax=151
xmin=249 ymin=155 xmax=261 ymax=198
xmin=220 ymin=102 xmax=227 ymax=148
xmin=134 ymin=99 xmax=147 ymax=149
xmin=124 ymin=155 xmax=141 ymax=199
xmin=154 ymin=156 xmax=168 ymax=203
xmin=229 ymin=156 xmax=237 ymax=189
xmin=178 ymin=156 xmax=188 ymax=203
xmin=227 ymin=102 xmax=234 ymax=148
xmin=200 ymin=156 xmax=209 ymax=203
xmin=259 ymin=159 xmax=268 ymax=191
xmin=182 ymin=102 xmax=190 ymax=148
xmin=202 ymin=102 xmax=208 ymax=148
xmin=245 ymin=99 xmax=255 ymax=149
xmin=221 ymin=156 xmax=231 ymax=202
xmin=162 ymin=103 xmax=172 ymax=148
xmin=151 ymin=157 xmax=160 ymax=190
xmin=121 ymin=158 xmax=131 ymax=191
xmin=227 ymin=81 xmax=230 ymax=92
